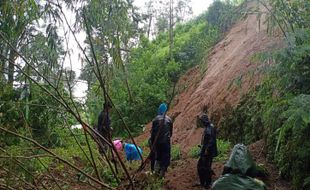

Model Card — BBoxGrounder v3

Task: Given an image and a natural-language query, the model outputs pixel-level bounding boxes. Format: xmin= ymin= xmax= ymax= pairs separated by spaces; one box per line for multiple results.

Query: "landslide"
xmin=136 ymin=1 xmax=282 ymax=153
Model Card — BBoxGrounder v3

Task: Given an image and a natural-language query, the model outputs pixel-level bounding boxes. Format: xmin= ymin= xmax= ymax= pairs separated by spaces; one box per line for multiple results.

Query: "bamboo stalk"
xmin=0 ymin=126 xmax=114 ymax=190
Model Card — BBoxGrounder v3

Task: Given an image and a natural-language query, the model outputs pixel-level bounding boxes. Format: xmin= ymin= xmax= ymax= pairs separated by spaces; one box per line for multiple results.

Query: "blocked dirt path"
xmin=162 ymin=140 xmax=290 ymax=190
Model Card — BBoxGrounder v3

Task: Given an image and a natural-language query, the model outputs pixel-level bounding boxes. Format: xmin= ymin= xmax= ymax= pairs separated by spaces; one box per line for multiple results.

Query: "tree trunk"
xmin=169 ymin=0 xmax=174 ymax=62
xmin=0 ymin=61 xmax=3 ymax=84
xmin=147 ymin=14 xmax=153 ymax=39
xmin=120 ymin=52 xmax=133 ymax=103
xmin=115 ymin=33 xmax=133 ymax=103
xmin=0 ymin=45 xmax=10 ymax=85
xmin=7 ymin=39 xmax=18 ymax=87
xmin=0 ymin=47 xmax=5 ymax=84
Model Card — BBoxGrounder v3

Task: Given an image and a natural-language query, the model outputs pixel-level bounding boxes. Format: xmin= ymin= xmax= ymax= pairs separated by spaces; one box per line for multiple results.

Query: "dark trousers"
xmin=150 ymin=150 xmax=156 ymax=171
xmin=197 ymin=156 xmax=213 ymax=186
xmin=151 ymin=143 xmax=171 ymax=171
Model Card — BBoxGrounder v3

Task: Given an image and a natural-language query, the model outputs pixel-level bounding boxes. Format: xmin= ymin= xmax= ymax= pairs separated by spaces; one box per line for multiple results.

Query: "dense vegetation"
xmin=84 ymin=0 xmax=244 ymax=136
xmin=0 ymin=0 xmax=244 ymax=189
xmin=220 ymin=1 xmax=310 ymax=189
xmin=1 ymin=0 xmax=308 ymax=189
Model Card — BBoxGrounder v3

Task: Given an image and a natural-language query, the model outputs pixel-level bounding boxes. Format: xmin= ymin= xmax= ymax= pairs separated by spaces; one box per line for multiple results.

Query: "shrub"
xmin=171 ymin=144 xmax=181 ymax=161
xmin=215 ymin=139 xmax=231 ymax=162
xmin=188 ymin=145 xmax=200 ymax=158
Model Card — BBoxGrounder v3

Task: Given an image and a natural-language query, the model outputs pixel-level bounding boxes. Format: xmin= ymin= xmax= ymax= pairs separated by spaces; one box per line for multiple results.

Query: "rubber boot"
xmin=154 ymin=160 xmax=161 ymax=175
xmin=159 ymin=168 xmax=166 ymax=178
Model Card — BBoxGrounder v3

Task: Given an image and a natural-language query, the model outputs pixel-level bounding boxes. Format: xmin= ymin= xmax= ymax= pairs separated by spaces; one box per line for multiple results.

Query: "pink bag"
xmin=113 ymin=139 xmax=123 ymax=151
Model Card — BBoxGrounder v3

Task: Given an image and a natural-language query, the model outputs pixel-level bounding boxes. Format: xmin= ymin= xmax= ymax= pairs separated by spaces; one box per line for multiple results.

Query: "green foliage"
xmin=220 ymin=92 xmax=264 ymax=144
xmin=1 ymin=140 xmax=53 ymax=182
xmin=214 ymin=139 xmax=232 ymax=162
xmin=0 ymin=87 xmax=23 ymax=145
xmin=303 ymin=176 xmax=310 ymax=189
xmin=263 ymin=0 xmax=310 ymax=38
xmin=83 ymin=1 xmax=244 ymax=137
xmin=171 ymin=144 xmax=181 ymax=161
xmin=141 ymin=139 xmax=150 ymax=147
xmin=0 ymin=125 xmax=105 ymax=187
xmin=188 ymin=145 xmax=201 ymax=158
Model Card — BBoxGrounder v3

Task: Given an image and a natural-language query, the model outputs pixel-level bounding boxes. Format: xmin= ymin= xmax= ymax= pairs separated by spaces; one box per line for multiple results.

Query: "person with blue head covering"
xmin=124 ymin=143 xmax=143 ymax=162
xmin=149 ymin=103 xmax=173 ymax=178
xmin=158 ymin=103 xmax=168 ymax=115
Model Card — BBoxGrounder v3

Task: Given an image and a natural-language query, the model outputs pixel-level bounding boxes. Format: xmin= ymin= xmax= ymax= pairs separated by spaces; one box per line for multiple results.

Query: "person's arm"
xmin=166 ymin=116 xmax=173 ymax=137
xmin=150 ymin=120 xmax=157 ymax=144
xmin=97 ymin=111 xmax=103 ymax=133
xmin=201 ymin=128 xmax=212 ymax=156
xmin=206 ymin=125 xmax=216 ymax=153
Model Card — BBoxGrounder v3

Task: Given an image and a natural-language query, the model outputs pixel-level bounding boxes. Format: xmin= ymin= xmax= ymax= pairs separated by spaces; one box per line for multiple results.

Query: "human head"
xmin=103 ymin=101 xmax=112 ymax=111
xmin=198 ymin=113 xmax=210 ymax=127
xmin=113 ymin=139 xmax=123 ymax=151
xmin=158 ymin=103 xmax=167 ymax=115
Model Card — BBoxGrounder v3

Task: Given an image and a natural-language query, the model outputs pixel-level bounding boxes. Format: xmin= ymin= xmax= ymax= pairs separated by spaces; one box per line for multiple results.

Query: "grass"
xmin=188 ymin=145 xmax=201 ymax=158
xmin=171 ymin=144 xmax=181 ymax=161
xmin=141 ymin=139 xmax=149 ymax=147
xmin=214 ymin=139 xmax=231 ymax=162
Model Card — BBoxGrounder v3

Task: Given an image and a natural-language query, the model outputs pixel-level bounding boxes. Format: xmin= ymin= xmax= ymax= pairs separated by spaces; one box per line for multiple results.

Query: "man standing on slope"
xmin=96 ymin=101 xmax=113 ymax=155
xmin=150 ymin=103 xmax=173 ymax=178
xmin=197 ymin=113 xmax=218 ymax=189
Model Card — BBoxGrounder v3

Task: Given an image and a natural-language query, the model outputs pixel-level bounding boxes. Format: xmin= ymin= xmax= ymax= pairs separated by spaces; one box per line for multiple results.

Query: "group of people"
xmin=96 ymin=101 xmax=218 ymax=189
xmin=96 ymin=101 xmax=143 ymax=161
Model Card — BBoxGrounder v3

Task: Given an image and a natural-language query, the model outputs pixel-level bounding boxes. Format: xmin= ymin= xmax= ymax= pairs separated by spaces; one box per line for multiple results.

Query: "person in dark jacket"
xmin=96 ymin=101 xmax=113 ymax=154
xmin=150 ymin=103 xmax=173 ymax=177
xmin=197 ymin=113 xmax=218 ymax=189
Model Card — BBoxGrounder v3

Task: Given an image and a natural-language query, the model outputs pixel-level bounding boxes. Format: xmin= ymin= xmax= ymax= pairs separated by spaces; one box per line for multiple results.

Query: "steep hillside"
xmin=170 ymin=9 xmax=283 ymax=153
xmin=137 ymin=2 xmax=281 ymax=151
xmin=136 ymin=2 xmax=290 ymax=190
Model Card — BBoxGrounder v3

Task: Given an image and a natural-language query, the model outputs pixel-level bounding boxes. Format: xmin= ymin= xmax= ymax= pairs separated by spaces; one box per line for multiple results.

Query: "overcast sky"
xmin=133 ymin=0 xmax=213 ymax=16
xmin=71 ymin=0 xmax=214 ymax=99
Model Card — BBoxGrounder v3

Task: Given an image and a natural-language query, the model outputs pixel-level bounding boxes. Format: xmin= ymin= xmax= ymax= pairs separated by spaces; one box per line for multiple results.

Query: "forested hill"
xmin=82 ymin=1 xmax=242 ymax=136
xmin=1 ymin=0 xmax=309 ymax=190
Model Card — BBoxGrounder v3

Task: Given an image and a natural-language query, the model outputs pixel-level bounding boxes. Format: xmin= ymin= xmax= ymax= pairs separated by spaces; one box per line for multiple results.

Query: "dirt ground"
xmin=161 ymin=140 xmax=290 ymax=190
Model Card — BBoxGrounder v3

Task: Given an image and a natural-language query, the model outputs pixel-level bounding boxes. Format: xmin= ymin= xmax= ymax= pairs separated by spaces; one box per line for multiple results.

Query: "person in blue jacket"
xmin=197 ymin=113 xmax=218 ymax=189
xmin=124 ymin=143 xmax=143 ymax=162
xmin=150 ymin=103 xmax=173 ymax=178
